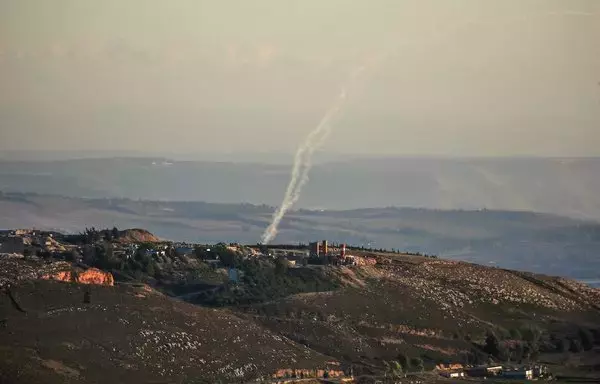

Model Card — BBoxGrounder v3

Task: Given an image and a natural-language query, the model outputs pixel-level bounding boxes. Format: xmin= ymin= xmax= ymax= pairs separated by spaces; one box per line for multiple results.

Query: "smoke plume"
xmin=260 ymin=9 xmax=596 ymax=244
xmin=260 ymin=67 xmax=364 ymax=244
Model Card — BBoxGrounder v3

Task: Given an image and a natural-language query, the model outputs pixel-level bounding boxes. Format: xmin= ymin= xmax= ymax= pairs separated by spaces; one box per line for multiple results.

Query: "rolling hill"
xmin=1 ymin=192 xmax=599 ymax=280
xmin=0 ymin=156 xmax=599 ymax=220
xmin=1 ymin=249 xmax=600 ymax=383
xmin=0 ymin=278 xmax=332 ymax=383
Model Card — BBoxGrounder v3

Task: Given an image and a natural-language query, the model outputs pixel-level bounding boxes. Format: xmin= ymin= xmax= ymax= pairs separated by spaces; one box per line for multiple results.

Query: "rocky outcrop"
xmin=43 ymin=271 xmax=73 ymax=283
xmin=76 ymin=268 xmax=114 ymax=286
xmin=41 ymin=268 xmax=114 ymax=286
xmin=116 ymin=229 xmax=160 ymax=243
xmin=1 ymin=258 xmax=113 ymax=287
xmin=0 ymin=259 xmax=72 ymax=287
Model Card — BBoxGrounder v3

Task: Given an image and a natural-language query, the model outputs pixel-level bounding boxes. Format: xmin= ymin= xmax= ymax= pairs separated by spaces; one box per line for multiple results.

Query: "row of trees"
xmin=345 ymin=245 xmax=438 ymax=258
xmin=193 ymin=255 xmax=340 ymax=307
xmin=482 ymin=325 xmax=596 ymax=363
xmin=86 ymin=242 xmax=161 ymax=280
xmin=253 ymin=242 xmax=438 ymax=258
xmin=72 ymin=227 xmax=120 ymax=244
xmin=382 ymin=355 xmax=425 ymax=377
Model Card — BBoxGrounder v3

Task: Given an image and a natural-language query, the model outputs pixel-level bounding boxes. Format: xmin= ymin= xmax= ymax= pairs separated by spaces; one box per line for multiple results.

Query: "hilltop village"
xmin=2 ymin=227 xmax=600 ymax=383
xmin=0 ymin=228 xmax=385 ymax=279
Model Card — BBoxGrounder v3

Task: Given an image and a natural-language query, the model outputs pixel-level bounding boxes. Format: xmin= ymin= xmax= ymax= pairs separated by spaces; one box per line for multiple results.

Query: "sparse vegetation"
xmin=578 ymin=327 xmax=594 ymax=351
xmin=2 ymin=226 xmax=600 ymax=383
xmin=383 ymin=361 xmax=403 ymax=378
xmin=192 ymin=258 xmax=341 ymax=307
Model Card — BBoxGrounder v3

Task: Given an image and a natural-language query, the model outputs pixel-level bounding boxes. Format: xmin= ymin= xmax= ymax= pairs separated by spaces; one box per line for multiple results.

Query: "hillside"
xmin=0 ymin=157 xmax=599 ymax=220
xmin=1 ymin=249 xmax=600 ymax=383
xmin=1 ymin=191 xmax=600 ymax=279
xmin=115 ymin=228 xmax=161 ymax=243
xmin=0 ymin=263 xmax=334 ymax=383
xmin=193 ymin=250 xmax=600 ymax=381
xmin=243 ymin=254 xmax=600 ymax=373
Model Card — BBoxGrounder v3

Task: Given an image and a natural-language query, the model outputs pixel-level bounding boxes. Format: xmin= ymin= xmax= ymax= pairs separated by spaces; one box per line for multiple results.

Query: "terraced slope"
xmin=243 ymin=254 xmax=600 ymax=374
xmin=2 ymin=253 xmax=599 ymax=382
xmin=0 ymin=277 xmax=333 ymax=383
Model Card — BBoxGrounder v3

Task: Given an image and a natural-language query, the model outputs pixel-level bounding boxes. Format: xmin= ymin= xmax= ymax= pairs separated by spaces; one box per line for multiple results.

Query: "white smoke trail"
xmin=260 ymin=68 xmax=364 ymax=244
xmin=260 ymin=8 xmax=596 ymax=244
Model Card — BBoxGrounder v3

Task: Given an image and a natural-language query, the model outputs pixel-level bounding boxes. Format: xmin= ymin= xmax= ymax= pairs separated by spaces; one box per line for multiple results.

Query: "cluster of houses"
xmin=0 ymin=230 xmax=147 ymax=265
xmin=1 ymin=230 xmax=377 ymax=274
xmin=439 ymin=363 xmax=550 ymax=380
xmin=260 ymin=240 xmax=378 ymax=268
xmin=0 ymin=229 xmax=67 ymax=256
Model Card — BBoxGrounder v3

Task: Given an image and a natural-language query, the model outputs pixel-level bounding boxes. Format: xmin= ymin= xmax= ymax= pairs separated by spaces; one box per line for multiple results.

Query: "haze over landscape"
xmin=1 ymin=0 xmax=599 ymax=157
xmin=1 ymin=0 xmax=599 ymax=276
xmin=1 ymin=0 xmax=600 ymax=280
xmin=2 ymin=2 xmax=600 ymax=383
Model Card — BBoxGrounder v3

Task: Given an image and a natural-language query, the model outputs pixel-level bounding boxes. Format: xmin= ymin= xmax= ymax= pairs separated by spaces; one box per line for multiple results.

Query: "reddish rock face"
xmin=41 ymin=268 xmax=114 ymax=286
xmin=271 ymin=368 xmax=345 ymax=379
xmin=77 ymin=268 xmax=114 ymax=286
xmin=43 ymin=270 xmax=74 ymax=283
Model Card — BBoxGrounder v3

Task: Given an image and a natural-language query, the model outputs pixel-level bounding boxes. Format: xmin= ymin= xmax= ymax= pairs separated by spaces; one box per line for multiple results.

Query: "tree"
xmin=469 ymin=348 xmax=487 ymax=365
xmin=111 ymin=227 xmax=120 ymax=240
xmin=510 ymin=328 xmax=523 ymax=340
xmin=512 ymin=342 xmax=525 ymax=362
xmin=82 ymin=227 xmax=101 ymax=244
xmin=94 ymin=245 xmax=108 ymax=269
xmin=274 ymin=256 xmax=288 ymax=275
xmin=527 ymin=342 xmax=540 ymax=361
xmin=145 ymin=262 xmax=156 ymax=277
xmin=521 ymin=326 xmax=542 ymax=344
xmin=590 ymin=329 xmax=600 ymax=345
xmin=579 ymin=328 xmax=594 ymax=351
xmin=383 ymin=361 xmax=403 ymax=378
xmin=569 ymin=339 xmax=583 ymax=353
xmin=497 ymin=327 xmax=511 ymax=340
xmin=133 ymin=269 xmax=144 ymax=281
xmin=484 ymin=332 xmax=509 ymax=361
xmin=397 ymin=353 xmax=410 ymax=371
xmin=409 ymin=357 xmax=424 ymax=372
xmin=66 ymin=249 xmax=81 ymax=262
xmin=484 ymin=332 xmax=501 ymax=357
xmin=217 ymin=248 xmax=240 ymax=268
xmin=554 ymin=338 xmax=569 ymax=353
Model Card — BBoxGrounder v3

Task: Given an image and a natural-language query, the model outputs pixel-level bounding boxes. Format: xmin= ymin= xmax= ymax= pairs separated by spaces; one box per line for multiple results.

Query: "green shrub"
xmin=397 ymin=353 xmax=410 ymax=371
xmin=383 ymin=361 xmax=403 ymax=378
xmin=193 ymin=257 xmax=340 ymax=307
xmin=569 ymin=339 xmax=583 ymax=353
xmin=409 ymin=357 xmax=424 ymax=372
xmin=554 ymin=338 xmax=569 ymax=353
xmin=578 ymin=328 xmax=594 ymax=351
xmin=521 ymin=325 xmax=542 ymax=344
xmin=509 ymin=328 xmax=522 ymax=340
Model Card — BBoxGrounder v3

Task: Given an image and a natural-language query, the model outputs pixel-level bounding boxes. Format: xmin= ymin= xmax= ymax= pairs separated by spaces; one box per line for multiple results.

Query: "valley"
xmin=1 ymin=191 xmax=599 ymax=280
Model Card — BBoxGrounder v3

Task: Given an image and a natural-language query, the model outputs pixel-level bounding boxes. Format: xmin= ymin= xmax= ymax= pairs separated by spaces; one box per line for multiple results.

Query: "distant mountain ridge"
xmin=0 ymin=156 xmax=599 ymax=220
xmin=1 ymin=191 xmax=599 ymax=280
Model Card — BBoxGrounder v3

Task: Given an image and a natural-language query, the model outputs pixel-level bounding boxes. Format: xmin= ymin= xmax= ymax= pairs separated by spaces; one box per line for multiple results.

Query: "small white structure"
xmin=441 ymin=370 xmax=465 ymax=378
xmin=503 ymin=368 xmax=533 ymax=380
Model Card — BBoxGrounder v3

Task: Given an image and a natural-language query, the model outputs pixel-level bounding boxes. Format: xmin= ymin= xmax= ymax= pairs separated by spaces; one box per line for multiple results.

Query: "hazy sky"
xmin=1 ymin=0 xmax=599 ymax=157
